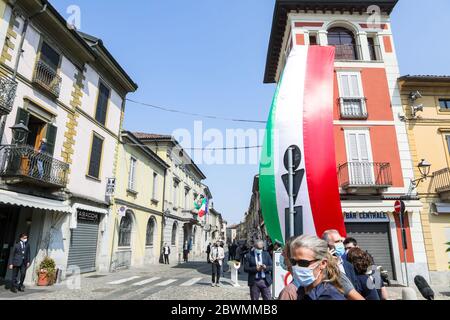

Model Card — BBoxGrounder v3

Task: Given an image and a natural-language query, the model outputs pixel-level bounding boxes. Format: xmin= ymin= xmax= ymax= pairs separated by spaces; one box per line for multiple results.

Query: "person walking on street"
xmin=206 ymin=243 xmax=211 ymax=263
xmin=244 ymin=240 xmax=273 ymax=301
xmin=162 ymin=243 xmax=170 ymax=264
xmin=8 ymin=233 xmax=31 ymax=293
xmin=209 ymin=242 xmax=224 ymax=287
xmin=230 ymin=241 xmax=238 ymax=261
xmin=183 ymin=240 xmax=189 ymax=263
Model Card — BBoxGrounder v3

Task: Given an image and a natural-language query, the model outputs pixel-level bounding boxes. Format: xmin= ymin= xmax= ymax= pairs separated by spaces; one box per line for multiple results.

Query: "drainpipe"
xmin=0 ymin=2 xmax=48 ymax=141
xmin=159 ymin=166 xmax=167 ymax=263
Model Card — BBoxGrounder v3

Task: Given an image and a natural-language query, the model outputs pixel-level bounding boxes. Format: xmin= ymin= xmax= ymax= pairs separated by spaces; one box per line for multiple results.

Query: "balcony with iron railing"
xmin=32 ymin=60 xmax=62 ymax=98
xmin=339 ymin=97 xmax=368 ymax=119
xmin=338 ymin=162 xmax=392 ymax=193
xmin=0 ymin=75 xmax=18 ymax=116
xmin=0 ymin=145 xmax=69 ymax=188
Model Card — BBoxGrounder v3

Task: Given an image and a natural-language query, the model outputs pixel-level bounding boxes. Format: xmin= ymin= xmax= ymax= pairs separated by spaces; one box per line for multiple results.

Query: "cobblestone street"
xmin=0 ymin=259 xmax=251 ymax=300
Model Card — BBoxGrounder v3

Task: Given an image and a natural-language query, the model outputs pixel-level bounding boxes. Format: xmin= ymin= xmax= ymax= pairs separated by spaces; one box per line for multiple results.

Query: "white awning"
xmin=72 ymin=203 xmax=109 ymax=215
xmin=435 ymin=203 xmax=450 ymax=214
xmin=0 ymin=189 xmax=72 ymax=214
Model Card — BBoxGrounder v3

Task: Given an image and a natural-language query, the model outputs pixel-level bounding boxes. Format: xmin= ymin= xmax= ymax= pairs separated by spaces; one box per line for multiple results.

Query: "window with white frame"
xmin=337 ymin=71 xmax=367 ymax=119
xmin=128 ymin=157 xmax=137 ymax=191
xmin=184 ymin=187 xmax=190 ymax=210
xmin=152 ymin=172 xmax=158 ymax=201
xmin=344 ymin=129 xmax=374 ymax=185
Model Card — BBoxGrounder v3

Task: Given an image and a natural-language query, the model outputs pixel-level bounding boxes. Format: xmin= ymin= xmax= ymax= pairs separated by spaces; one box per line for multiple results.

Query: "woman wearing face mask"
xmin=289 ymin=235 xmax=346 ymax=300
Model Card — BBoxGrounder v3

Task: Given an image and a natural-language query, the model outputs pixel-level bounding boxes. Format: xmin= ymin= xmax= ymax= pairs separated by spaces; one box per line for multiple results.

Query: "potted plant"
xmin=37 ymin=256 xmax=56 ymax=286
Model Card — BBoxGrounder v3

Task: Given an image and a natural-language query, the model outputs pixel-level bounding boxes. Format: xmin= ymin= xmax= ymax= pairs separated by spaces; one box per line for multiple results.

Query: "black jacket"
xmin=342 ymin=259 xmax=362 ymax=293
xmin=9 ymin=241 xmax=31 ymax=267
xmin=244 ymin=250 xmax=273 ymax=286
xmin=162 ymin=246 xmax=171 ymax=255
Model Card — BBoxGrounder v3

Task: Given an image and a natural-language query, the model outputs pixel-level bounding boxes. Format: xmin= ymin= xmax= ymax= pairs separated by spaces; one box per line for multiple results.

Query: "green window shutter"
xmin=88 ymin=135 xmax=104 ymax=178
xmin=15 ymin=108 xmax=30 ymax=126
xmin=95 ymin=83 xmax=109 ymax=125
xmin=45 ymin=123 xmax=57 ymax=156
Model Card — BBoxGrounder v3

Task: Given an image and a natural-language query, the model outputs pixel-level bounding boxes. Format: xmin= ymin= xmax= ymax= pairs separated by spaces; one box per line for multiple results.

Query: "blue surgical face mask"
xmin=334 ymin=243 xmax=346 ymax=257
xmin=291 ymin=265 xmax=318 ymax=287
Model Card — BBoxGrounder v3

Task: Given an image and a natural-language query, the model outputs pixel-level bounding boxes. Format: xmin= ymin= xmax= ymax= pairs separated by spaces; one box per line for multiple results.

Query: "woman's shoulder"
xmin=315 ymin=282 xmax=346 ymax=300
xmin=279 ymin=283 xmax=298 ymax=300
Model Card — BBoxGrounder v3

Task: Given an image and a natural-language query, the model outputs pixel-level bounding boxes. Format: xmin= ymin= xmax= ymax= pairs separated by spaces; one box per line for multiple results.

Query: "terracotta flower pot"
xmin=37 ymin=270 xmax=49 ymax=286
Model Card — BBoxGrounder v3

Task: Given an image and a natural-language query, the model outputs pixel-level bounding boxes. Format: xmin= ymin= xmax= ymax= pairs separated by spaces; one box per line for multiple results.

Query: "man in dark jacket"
xmin=244 ymin=240 xmax=273 ymax=300
xmin=8 ymin=233 xmax=31 ymax=293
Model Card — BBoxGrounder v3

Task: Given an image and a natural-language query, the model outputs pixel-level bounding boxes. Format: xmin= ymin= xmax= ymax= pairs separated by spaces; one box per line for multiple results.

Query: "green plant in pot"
xmin=37 ymin=257 xmax=56 ymax=286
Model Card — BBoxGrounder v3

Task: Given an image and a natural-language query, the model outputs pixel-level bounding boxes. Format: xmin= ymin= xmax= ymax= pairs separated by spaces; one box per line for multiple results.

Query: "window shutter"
xmin=358 ymin=133 xmax=369 ymax=161
xmin=350 ymin=75 xmax=360 ymax=97
xmin=88 ymin=135 xmax=103 ymax=178
xmin=15 ymin=108 xmax=30 ymax=126
xmin=45 ymin=124 xmax=57 ymax=156
xmin=95 ymin=83 xmax=109 ymax=125
xmin=340 ymin=75 xmax=351 ymax=97
xmin=348 ymin=133 xmax=359 ymax=161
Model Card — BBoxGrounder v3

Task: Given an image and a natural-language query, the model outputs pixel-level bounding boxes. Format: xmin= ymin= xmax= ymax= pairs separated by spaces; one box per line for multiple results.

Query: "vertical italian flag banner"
xmin=259 ymin=46 xmax=346 ymax=244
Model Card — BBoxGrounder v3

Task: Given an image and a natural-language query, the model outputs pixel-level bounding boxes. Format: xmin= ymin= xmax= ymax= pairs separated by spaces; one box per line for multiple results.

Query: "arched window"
xmin=118 ymin=211 xmax=133 ymax=247
xmin=327 ymin=27 xmax=358 ymax=60
xmin=171 ymin=222 xmax=177 ymax=246
xmin=146 ymin=217 xmax=156 ymax=246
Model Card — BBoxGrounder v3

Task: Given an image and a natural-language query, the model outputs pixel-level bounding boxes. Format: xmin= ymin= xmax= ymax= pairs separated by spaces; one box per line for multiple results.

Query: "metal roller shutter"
xmin=67 ymin=211 xmax=100 ymax=273
xmin=345 ymin=223 xmax=396 ymax=280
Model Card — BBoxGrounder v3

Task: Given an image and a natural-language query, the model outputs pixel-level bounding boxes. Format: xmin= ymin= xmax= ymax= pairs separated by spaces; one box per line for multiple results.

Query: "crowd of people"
xmin=231 ymin=230 xmax=389 ymax=301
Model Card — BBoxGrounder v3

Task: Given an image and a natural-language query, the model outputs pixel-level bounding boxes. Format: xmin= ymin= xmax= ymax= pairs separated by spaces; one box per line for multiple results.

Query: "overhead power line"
xmin=123 ymin=142 xmax=262 ymax=151
xmin=126 ymin=98 xmax=267 ymax=124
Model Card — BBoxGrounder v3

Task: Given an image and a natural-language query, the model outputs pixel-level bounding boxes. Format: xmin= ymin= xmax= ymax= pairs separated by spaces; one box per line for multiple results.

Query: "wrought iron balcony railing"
xmin=433 ymin=168 xmax=450 ymax=193
xmin=0 ymin=145 xmax=69 ymax=188
xmin=332 ymin=44 xmax=362 ymax=61
xmin=0 ymin=75 xmax=18 ymax=115
xmin=338 ymin=162 xmax=392 ymax=189
xmin=339 ymin=97 xmax=368 ymax=119
xmin=32 ymin=60 xmax=62 ymax=98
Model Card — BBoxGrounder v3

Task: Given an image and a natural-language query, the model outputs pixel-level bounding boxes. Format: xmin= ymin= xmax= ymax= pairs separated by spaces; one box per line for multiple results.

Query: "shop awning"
xmin=435 ymin=203 xmax=450 ymax=215
xmin=72 ymin=203 xmax=109 ymax=215
xmin=0 ymin=189 xmax=72 ymax=214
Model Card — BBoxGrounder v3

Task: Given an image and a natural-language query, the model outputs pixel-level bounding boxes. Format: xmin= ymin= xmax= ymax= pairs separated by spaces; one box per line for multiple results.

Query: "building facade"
xmin=399 ymin=75 xmax=450 ymax=284
xmin=108 ymin=131 xmax=168 ymax=270
xmin=0 ymin=0 xmax=136 ymax=284
xmin=133 ymin=133 xmax=211 ymax=261
xmin=263 ymin=0 xmax=429 ymax=284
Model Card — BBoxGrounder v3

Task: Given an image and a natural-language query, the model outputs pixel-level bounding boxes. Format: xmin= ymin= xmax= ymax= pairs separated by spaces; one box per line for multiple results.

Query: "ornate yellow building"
xmin=399 ymin=75 xmax=450 ymax=283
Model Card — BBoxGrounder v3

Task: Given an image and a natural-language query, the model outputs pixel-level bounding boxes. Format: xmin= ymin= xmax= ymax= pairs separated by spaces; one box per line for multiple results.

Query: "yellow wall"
xmin=109 ymin=142 xmax=166 ymax=266
xmin=401 ymin=80 xmax=450 ymax=272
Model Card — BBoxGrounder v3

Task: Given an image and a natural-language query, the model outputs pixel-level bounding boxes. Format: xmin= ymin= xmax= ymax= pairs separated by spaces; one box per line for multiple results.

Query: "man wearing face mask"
xmin=322 ymin=230 xmax=363 ymax=299
xmin=8 ymin=233 xmax=31 ymax=293
xmin=244 ymin=240 xmax=273 ymax=300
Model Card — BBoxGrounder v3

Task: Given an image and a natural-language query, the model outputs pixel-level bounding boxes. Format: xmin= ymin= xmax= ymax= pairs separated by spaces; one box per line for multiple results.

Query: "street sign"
xmin=394 ymin=200 xmax=405 ymax=214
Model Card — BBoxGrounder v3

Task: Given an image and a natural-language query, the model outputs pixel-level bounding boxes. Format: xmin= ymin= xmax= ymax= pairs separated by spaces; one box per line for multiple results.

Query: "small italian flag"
xmin=198 ymin=197 xmax=208 ymax=218
xmin=259 ymin=46 xmax=346 ymax=244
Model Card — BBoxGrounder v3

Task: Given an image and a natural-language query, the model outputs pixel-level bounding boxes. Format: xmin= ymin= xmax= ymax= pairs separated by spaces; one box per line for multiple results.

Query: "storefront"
xmin=344 ymin=211 xmax=396 ymax=280
xmin=67 ymin=203 xmax=108 ymax=274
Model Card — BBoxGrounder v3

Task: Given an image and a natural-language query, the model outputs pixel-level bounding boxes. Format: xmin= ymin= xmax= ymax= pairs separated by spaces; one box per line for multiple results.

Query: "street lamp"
xmin=411 ymin=159 xmax=432 ymax=189
xmin=10 ymin=120 xmax=29 ymax=145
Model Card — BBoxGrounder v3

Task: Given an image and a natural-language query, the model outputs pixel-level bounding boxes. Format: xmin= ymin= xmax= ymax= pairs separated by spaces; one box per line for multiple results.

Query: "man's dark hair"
xmin=19 ymin=233 xmax=27 ymax=239
xmin=343 ymin=237 xmax=357 ymax=246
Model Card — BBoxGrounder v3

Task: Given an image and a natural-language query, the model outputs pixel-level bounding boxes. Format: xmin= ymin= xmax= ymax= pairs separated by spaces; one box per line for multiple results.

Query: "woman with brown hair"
xmin=347 ymin=247 xmax=381 ymax=300
xmin=278 ymin=237 xmax=298 ymax=300
xmin=289 ymin=235 xmax=346 ymax=300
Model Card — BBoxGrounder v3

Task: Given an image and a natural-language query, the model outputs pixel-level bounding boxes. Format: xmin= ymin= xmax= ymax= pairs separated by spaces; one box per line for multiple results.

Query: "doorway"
xmin=26 ymin=114 xmax=47 ymax=150
xmin=0 ymin=206 xmax=19 ymax=280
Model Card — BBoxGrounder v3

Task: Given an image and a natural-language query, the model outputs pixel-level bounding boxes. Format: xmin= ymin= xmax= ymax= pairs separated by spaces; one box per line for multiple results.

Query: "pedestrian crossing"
xmin=107 ymin=276 xmax=212 ymax=288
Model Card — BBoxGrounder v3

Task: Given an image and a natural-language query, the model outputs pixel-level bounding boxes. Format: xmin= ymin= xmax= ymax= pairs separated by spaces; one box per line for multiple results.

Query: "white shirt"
xmin=164 ymin=246 xmax=169 ymax=254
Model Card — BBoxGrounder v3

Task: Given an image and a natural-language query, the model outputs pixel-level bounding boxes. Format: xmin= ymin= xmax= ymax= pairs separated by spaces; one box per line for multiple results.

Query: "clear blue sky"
xmin=52 ymin=0 xmax=450 ymax=225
